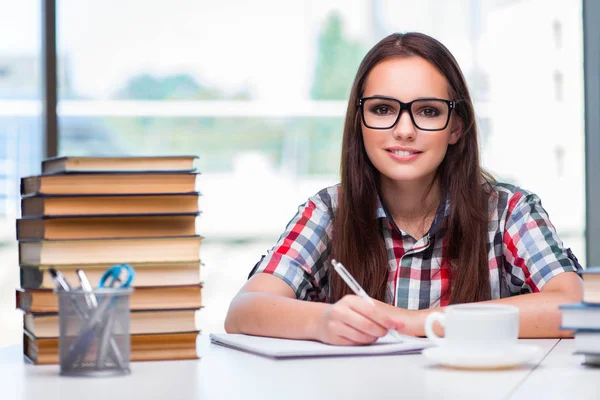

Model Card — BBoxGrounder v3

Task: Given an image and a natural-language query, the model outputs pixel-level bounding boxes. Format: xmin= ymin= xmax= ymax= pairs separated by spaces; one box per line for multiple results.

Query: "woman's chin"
xmin=380 ymin=169 xmax=437 ymax=185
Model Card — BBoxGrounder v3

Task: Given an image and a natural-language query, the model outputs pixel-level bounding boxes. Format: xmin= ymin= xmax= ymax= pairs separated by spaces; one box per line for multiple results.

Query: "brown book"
xmin=24 ymin=309 xmax=198 ymax=338
xmin=20 ymin=262 xmax=201 ymax=289
xmin=21 ymin=193 xmax=200 ymax=217
xmin=16 ymin=285 xmax=203 ymax=313
xmin=42 ymin=156 xmax=198 ymax=174
xmin=17 ymin=213 xmax=199 ymax=240
xmin=21 ymin=172 xmax=198 ymax=197
xmin=19 ymin=236 xmax=202 ymax=266
xmin=582 ymin=267 xmax=600 ymax=304
xmin=24 ymin=330 xmax=199 ymax=364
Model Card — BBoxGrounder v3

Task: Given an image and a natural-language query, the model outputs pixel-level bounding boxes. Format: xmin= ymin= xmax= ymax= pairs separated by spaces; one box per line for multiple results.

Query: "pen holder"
xmin=56 ymin=287 xmax=133 ymax=377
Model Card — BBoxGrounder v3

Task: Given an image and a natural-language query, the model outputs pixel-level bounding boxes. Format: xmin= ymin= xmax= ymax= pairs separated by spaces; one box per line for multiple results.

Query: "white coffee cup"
xmin=424 ymin=304 xmax=520 ymax=350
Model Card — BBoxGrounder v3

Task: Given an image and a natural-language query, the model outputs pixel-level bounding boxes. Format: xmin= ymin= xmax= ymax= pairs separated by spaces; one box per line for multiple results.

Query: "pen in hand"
xmin=331 ymin=259 xmax=419 ymax=343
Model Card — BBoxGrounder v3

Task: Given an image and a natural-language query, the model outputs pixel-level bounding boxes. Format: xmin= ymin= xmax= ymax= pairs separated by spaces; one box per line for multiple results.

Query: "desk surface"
xmin=0 ymin=337 xmax=595 ymax=400
xmin=509 ymin=339 xmax=599 ymax=400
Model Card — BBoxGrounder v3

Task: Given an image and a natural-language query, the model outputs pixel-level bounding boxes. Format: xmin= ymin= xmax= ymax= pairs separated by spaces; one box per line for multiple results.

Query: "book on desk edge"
xmin=559 ymin=302 xmax=600 ymax=331
xmin=572 ymin=351 xmax=600 ymax=367
xmin=579 ymin=266 xmax=600 ymax=275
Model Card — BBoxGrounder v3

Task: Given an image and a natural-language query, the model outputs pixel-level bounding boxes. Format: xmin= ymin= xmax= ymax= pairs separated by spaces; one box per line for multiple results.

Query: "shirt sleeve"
xmin=502 ymin=191 xmax=583 ymax=294
xmin=247 ymin=192 xmax=334 ymax=301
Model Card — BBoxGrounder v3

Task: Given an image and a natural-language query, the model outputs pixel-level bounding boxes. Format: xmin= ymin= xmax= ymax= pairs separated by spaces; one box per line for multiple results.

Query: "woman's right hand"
xmin=314 ymin=295 xmax=403 ymax=346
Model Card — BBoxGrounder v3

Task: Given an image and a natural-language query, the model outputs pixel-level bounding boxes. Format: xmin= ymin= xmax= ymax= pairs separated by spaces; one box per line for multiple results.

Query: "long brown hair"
xmin=330 ymin=32 xmax=493 ymax=305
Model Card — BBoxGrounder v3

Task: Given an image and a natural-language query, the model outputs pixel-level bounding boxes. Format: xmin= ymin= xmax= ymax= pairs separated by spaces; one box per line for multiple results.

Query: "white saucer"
xmin=422 ymin=344 xmax=542 ymax=370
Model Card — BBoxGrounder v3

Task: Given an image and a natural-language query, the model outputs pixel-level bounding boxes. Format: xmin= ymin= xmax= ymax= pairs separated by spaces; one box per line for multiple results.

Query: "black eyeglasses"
xmin=358 ymin=96 xmax=455 ymax=131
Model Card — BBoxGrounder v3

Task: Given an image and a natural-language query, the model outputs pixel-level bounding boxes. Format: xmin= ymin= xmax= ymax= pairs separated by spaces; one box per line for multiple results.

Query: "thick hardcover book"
xmin=21 ymin=193 xmax=200 ymax=217
xmin=42 ymin=155 xmax=198 ymax=174
xmin=20 ymin=261 xmax=201 ymax=289
xmin=559 ymin=302 xmax=600 ymax=330
xmin=24 ymin=330 xmax=200 ymax=364
xmin=21 ymin=172 xmax=199 ymax=197
xmin=24 ymin=308 xmax=199 ymax=338
xmin=573 ymin=352 xmax=600 ymax=367
xmin=17 ymin=213 xmax=200 ymax=240
xmin=18 ymin=236 xmax=202 ymax=266
xmin=16 ymin=284 xmax=203 ymax=313
xmin=573 ymin=330 xmax=600 ymax=354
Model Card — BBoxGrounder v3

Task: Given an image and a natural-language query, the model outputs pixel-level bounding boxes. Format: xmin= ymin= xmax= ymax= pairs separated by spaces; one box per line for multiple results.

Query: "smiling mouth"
xmin=387 ymin=149 xmax=422 ymax=157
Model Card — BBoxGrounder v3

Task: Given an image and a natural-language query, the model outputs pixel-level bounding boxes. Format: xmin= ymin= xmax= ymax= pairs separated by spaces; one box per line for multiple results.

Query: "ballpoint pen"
xmin=331 ymin=259 xmax=422 ymax=343
xmin=49 ymin=268 xmax=72 ymax=291
xmin=49 ymin=267 xmax=89 ymax=318
xmin=77 ymin=269 xmax=98 ymax=308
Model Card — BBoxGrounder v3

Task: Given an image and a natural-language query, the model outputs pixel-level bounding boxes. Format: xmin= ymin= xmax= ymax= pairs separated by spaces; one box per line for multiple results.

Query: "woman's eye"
xmin=419 ymin=108 xmax=440 ymax=117
xmin=373 ymin=105 xmax=393 ymax=115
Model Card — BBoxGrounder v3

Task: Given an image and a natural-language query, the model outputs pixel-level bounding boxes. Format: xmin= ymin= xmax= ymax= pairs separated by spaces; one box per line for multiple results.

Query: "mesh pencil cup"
xmin=56 ymin=287 xmax=133 ymax=377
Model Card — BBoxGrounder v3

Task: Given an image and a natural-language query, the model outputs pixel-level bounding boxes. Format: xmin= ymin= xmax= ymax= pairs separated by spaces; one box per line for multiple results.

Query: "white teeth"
xmin=390 ymin=150 xmax=417 ymax=157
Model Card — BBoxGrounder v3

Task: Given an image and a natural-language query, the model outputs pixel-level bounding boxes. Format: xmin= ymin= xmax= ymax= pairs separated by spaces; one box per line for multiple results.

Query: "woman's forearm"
xmin=391 ymin=291 xmax=581 ymax=338
xmin=224 ymin=292 xmax=328 ymax=340
xmin=481 ymin=290 xmax=578 ymax=338
xmin=389 ymin=273 xmax=583 ymax=338
xmin=406 ymin=292 xmax=577 ymax=337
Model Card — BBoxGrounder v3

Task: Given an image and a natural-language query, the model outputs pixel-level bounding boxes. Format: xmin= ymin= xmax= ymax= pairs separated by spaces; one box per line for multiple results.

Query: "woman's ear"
xmin=448 ymin=116 xmax=463 ymax=145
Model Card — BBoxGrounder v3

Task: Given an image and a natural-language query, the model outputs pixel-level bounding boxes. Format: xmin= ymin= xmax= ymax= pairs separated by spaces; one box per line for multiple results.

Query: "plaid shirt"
xmin=249 ymin=182 xmax=582 ymax=309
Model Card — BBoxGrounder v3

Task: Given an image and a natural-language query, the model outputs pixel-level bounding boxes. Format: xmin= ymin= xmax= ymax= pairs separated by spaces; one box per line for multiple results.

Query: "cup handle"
xmin=424 ymin=311 xmax=446 ymax=345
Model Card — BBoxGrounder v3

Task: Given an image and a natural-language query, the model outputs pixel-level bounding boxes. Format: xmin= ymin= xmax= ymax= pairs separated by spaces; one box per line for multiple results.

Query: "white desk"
xmin=510 ymin=339 xmax=600 ymax=400
xmin=0 ymin=337 xmax=590 ymax=400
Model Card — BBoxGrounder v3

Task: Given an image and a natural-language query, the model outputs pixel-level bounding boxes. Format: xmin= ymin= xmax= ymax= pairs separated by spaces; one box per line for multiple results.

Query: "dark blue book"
xmin=580 ymin=266 xmax=600 ymax=276
xmin=573 ymin=352 xmax=600 ymax=367
xmin=559 ymin=302 xmax=600 ymax=330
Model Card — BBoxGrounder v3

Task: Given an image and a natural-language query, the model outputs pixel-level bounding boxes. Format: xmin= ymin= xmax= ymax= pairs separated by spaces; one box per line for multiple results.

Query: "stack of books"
xmin=15 ymin=156 xmax=203 ymax=364
xmin=560 ymin=267 xmax=600 ymax=366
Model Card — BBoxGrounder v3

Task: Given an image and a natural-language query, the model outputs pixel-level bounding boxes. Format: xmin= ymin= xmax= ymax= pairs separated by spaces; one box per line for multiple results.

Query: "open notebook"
xmin=209 ymin=333 xmax=433 ymax=359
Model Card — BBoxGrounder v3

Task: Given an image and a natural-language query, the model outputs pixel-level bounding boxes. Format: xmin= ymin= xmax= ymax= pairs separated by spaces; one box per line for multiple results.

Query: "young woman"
xmin=225 ymin=32 xmax=583 ymax=345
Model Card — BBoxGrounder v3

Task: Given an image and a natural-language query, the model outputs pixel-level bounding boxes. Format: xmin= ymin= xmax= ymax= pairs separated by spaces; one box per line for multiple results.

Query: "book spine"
xmin=20 ymin=267 xmax=44 ymax=290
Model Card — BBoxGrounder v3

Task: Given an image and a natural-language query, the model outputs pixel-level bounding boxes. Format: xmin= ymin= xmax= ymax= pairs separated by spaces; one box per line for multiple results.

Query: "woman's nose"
xmin=391 ymin=110 xmax=416 ymax=141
